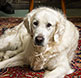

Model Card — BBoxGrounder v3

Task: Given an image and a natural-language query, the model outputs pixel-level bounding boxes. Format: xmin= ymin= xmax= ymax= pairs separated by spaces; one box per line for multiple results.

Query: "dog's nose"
xmin=35 ymin=35 xmax=44 ymax=45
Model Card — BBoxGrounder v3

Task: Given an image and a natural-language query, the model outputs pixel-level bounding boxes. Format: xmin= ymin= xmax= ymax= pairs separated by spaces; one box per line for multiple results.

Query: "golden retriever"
xmin=0 ymin=7 xmax=79 ymax=78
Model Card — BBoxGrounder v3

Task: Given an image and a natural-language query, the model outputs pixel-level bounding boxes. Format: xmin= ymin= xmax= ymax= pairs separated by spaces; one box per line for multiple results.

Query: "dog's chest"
xmin=29 ymin=43 xmax=59 ymax=71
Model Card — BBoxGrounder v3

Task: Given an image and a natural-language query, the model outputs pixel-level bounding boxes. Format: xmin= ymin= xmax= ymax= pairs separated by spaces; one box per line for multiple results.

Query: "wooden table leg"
xmin=61 ymin=0 xmax=66 ymax=15
xmin=29 ymin=0 xmax=34 ymax=12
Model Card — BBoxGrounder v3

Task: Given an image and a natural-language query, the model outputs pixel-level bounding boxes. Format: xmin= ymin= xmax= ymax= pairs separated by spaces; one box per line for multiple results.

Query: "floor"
xmin=0 ymin=9 xmax=81 ymax=17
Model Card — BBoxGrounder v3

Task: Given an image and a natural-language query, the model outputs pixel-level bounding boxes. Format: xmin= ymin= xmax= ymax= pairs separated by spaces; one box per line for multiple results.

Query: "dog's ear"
xmin=24 ymin=8 xmax=39 ymax=34
xmin=54 ymin=14 xmax=66 ymax=43
xmin=24 ymin=16 xmax=31 ymax=34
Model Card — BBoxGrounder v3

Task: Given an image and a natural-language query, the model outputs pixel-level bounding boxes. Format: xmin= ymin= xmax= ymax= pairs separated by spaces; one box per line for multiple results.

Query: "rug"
xmin=0 ymin=17 xmax=81 ymax=78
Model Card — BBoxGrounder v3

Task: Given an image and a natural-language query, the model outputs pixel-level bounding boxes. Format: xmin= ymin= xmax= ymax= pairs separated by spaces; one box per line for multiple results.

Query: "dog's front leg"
xmin=4 ymin=47 xmax=23 ymax=60
xmin=0 ymin=52 xmax=25 ymax=69
xmin=44 ymin=58 xmax=74 ymax=78
xmin=44 ymin=66 xmax=67 ymax=78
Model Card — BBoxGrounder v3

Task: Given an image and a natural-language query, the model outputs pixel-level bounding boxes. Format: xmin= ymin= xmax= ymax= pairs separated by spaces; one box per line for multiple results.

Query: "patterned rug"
xmin=0 ymin=18 xmax=81 ymax=78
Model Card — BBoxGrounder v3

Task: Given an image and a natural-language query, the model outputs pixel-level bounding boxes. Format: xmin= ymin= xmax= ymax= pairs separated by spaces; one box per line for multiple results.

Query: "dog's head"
xmin=24 ymin=7 xmax=66 ymax=47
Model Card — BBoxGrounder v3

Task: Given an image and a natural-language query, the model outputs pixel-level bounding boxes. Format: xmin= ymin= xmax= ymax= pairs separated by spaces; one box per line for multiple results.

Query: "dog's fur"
xmin=0 ymin=7 xmax=79 ymax=78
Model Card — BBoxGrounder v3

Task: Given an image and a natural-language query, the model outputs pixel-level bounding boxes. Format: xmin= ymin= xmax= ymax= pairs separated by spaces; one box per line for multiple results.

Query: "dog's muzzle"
xmin=35 ymin=35 xmax=44 ymax=46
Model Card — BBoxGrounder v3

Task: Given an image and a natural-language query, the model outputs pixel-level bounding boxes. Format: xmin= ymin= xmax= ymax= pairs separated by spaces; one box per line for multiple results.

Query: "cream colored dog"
xmin=0 ymin=7 xmax=79 ymax=78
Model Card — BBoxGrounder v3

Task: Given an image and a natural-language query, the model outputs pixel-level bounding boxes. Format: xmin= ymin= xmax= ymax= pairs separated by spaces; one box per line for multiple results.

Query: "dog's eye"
xmin=33 ymin=21 xmax=38 ymax=26
xmin=47 ymin=23 xmax=52 ymax=27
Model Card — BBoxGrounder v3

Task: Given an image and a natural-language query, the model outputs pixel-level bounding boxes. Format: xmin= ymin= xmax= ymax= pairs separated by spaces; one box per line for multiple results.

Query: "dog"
xmin=0 ymin=7 xmax=79 ymax=78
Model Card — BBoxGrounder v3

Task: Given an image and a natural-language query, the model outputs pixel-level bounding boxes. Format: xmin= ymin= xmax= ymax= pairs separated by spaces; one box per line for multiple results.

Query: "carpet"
xmin=0 ymin=17 xmax=81 ymax=78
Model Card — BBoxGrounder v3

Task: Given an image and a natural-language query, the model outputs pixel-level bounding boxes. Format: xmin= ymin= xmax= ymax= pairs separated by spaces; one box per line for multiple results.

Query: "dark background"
xmin=12 ymin=0 xmax=81 ymax=9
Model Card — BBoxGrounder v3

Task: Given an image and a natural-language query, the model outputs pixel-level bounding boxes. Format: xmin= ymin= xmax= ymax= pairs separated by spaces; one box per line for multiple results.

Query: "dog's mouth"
xmin=34 ymin=41 xmax=44 ymax=46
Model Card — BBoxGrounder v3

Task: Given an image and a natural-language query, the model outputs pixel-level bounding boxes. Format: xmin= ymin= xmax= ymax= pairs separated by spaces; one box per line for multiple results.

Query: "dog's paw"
xmin=44 ymin=75 xmax=63 ymax=78
xmin=43 ymin=71 xmax=53 ymax=78
xmin=67 ymin=69 xmax=74 ymax=74
xmin=43 ymin=70 xmax=64 ymax=78
xmin=44 ymin=75 xmax=52 ymax=78
xmin=44 ymin=74 xmax=54 ymax=78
